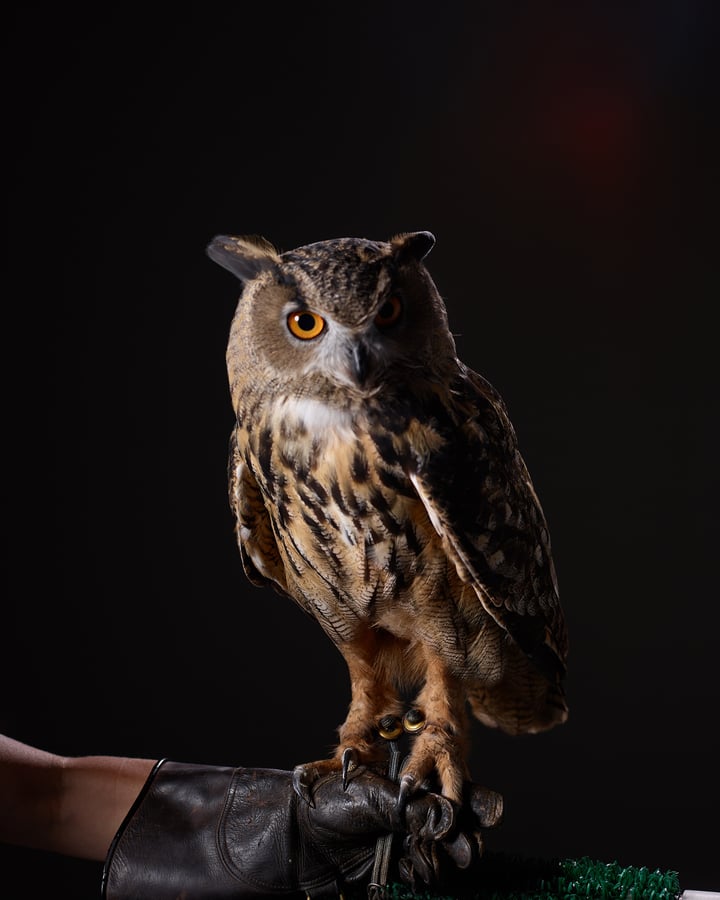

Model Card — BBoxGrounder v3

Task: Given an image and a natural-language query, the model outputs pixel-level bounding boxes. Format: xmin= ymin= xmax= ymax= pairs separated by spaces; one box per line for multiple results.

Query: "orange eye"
xmin=287 ymin=310 xmax=325 ymax=340
xmin=374 ymin=296 xmax=402 ymax=328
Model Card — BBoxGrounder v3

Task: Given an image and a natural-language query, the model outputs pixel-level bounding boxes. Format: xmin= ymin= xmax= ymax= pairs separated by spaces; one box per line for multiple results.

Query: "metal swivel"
xmin=402 ymin=708 xmax=426 ymax=734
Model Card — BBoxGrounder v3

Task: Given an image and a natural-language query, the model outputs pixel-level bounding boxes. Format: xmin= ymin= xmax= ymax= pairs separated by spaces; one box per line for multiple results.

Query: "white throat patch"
xmin=276 ymin=396 xmax=355 ymax=439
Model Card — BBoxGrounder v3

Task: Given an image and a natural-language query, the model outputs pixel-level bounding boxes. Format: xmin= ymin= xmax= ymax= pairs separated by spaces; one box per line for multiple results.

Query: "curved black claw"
xmin=397 ymin=772 xmax=416 ymax=814
xmin=291 ymin=764 xmax=316 ymax=808
xmin=341 ymin=746 xmax=361 ymax=790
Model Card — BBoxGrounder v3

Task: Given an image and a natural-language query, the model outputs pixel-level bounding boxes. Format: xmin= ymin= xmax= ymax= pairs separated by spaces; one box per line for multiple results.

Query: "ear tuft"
xmin=206 ymin=234 xmax=280 ymax=283
xmin=390 ymin=231 xmax=436 ymax=263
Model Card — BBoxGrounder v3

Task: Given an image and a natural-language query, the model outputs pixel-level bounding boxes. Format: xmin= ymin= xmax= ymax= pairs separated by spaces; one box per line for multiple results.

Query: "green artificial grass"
xmin=380 ymin=854 xmax=682 ymax=900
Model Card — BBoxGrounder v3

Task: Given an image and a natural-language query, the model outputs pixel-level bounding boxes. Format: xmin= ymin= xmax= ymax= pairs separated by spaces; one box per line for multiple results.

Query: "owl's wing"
xmin=228 ymin=428 xmax=288 ymax=595
xmin=408 ymin=370 xmax=568 ymax=684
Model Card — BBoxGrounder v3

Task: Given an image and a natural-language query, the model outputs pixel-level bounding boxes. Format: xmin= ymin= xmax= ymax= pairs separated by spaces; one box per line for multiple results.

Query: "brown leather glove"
xmin=101 ymin=759 xmax=500 ymax=899
xmin=398 ymin=779 xmax=504 ymax=892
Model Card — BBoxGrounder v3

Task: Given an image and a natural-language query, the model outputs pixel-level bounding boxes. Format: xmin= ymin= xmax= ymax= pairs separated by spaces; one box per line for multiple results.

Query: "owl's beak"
xmin=350 ymin=341 xmax=371 ymax=387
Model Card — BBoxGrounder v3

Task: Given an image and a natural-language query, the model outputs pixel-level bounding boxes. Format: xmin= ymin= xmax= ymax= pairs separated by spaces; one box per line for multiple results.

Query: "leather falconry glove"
xmin=398 ymin=779 xmax=504 ymax=893
xmin=101 ymin=759 xmax=502 ymax=899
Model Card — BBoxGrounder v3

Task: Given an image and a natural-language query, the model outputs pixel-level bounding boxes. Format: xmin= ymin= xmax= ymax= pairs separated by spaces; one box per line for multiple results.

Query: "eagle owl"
xmin=208 ymin=231 xmax=568 ymax=804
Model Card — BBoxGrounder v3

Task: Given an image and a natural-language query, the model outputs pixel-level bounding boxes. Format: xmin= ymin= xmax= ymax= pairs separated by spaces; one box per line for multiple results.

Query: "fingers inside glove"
xmin=403 ymin=791 xmax=455 ymax=842
xmin=464 ymin=782 xmax=504 ymax=829
xmin=305 ymin=768 xmax=457 ymax=843
xmin=440 ymin=830 xmax=473 ymax=869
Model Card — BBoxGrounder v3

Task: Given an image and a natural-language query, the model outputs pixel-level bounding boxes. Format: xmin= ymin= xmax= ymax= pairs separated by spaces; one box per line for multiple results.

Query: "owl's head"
xmin=208 ymin=231 xmax=457 ymax=402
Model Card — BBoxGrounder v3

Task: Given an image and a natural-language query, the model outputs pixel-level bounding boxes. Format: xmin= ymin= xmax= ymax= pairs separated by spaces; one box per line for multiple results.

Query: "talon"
xmin=341 ymin=747 xmax=359 ymax=790
xmin=397 ymin=773 xmax=415 ymax=813
xmin=291 ymin=765 xmax=316 ymax=808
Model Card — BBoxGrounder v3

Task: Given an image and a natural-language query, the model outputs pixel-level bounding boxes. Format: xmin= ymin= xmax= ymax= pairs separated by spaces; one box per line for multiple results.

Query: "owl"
xmin=207 ymin=231 xmax=568 ymax=805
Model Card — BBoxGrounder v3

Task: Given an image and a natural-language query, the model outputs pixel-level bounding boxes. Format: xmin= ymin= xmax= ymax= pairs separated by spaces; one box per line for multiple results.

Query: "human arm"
xmin=101 ymin=758 xmax=502 ymax=899
xmin=0 ymin=733 xmax=154 ymax=861
xmin=1 ymin=733 xmax=502 ymax=897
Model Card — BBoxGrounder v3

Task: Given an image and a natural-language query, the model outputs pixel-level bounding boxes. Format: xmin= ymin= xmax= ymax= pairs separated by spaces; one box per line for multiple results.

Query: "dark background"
xmin=3 ymin=3 xmax=718 ymax=894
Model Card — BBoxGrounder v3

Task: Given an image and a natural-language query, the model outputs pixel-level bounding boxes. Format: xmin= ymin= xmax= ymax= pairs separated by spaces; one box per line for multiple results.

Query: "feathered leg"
xmin=292 ymin=629 xmax=402 ymax=804
xmin=398 ymin=651 xmax=470 ymax=804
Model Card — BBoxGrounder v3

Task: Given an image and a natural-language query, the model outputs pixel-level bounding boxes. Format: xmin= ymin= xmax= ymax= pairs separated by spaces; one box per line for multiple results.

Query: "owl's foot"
xmin=292 ymin=744 xmax=384 ymax=807
xmin=396 ymin=722 xmax=469 ymax=807
xmin=293 ymin=757 xmax=342 ymax=808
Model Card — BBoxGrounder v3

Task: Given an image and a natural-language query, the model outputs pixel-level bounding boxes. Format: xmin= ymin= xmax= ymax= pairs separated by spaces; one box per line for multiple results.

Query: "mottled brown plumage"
xmin=208 ymin=231 xmax=568 ymax=803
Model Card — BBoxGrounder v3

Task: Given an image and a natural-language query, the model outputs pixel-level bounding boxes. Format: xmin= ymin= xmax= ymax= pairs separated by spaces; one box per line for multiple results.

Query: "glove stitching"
xmin=216 ymin=768 xmax=299 ymax=893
